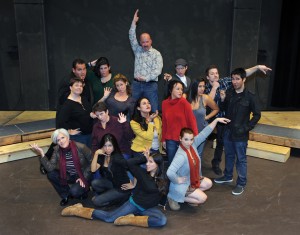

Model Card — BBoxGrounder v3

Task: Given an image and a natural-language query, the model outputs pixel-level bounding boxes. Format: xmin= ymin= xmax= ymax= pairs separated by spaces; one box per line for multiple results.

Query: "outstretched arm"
xmin=246 ymin=65 xmax=272 ymax=77
xmin=129 ymin=9 xmax=140 ymax=53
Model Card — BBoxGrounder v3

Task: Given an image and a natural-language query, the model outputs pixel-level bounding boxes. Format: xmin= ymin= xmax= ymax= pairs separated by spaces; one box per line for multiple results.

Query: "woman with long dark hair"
xmin=61 ymin=151 xmax=168 ymax=228
xmin=130 ymin=97 xmax=162 ymax=159
xmin=190 ymin=78 xmax=219 ymax=157
xmin=90 ymin=133 xmax=132 ymax=207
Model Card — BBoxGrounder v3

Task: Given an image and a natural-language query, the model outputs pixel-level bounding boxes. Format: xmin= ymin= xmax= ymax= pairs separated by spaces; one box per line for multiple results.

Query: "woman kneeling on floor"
xmin=167 ymin=117 xmax=230 ymax=211
xmin=61 ymin=151 xmax=168 ymax=228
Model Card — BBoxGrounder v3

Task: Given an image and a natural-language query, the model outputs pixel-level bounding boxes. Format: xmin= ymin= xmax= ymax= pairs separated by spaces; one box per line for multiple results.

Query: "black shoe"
xmin=214 ymin=176 xmax=233 ymax=184
xmin=60 ymin=197 xmax=69 ymax=206
xmin=40 ymin=165 xmax=47 ymax=175
xmin=212 ymin=166 xmax=222 ymax=175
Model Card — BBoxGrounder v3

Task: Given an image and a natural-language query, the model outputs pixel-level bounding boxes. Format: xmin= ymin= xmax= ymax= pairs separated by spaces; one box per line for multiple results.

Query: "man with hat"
xmin=164 ymin=58 xmax=191 ymax=98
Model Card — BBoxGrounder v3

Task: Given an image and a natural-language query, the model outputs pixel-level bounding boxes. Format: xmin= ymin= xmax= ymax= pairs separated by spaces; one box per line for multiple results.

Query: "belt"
xmin=134 ymin=78 xmax=156 ymax=83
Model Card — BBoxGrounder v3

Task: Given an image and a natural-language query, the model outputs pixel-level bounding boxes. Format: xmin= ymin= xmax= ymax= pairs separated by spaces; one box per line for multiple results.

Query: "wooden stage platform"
xmin=0 ymin=111 xmax=55 ymax=163
xmin=0 ymin=111 xmax=299 ymax=163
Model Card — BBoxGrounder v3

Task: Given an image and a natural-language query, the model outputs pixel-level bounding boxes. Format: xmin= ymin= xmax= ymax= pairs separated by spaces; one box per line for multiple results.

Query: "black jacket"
xmin=220 ymin=87 xmax=261 ymax=141
xmin=127 ymin=156 xmax=161 ymax=209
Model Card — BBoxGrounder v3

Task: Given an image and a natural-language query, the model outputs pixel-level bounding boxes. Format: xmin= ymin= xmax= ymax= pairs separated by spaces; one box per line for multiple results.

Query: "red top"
xmin=162 ymin=97 xmax=198 ymax=142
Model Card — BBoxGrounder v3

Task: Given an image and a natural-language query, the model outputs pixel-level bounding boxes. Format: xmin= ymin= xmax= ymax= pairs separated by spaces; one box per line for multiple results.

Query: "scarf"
xmin=180 ymin=143 xmax=200 ymax=188
xmin=59 ymin=141 xmax=89 ymax=189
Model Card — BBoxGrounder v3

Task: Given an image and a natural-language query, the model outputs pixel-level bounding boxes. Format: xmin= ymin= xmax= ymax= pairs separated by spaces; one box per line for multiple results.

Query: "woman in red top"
xmin=162 ymin=80 xmax=198 ymax=165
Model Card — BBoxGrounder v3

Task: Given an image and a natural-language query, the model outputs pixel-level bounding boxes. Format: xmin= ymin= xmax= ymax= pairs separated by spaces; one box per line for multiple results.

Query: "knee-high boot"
xmin=114 ymin=214 xmax=149 ymax=227
xmin=61 ymin=203 xmax=94 ymax=220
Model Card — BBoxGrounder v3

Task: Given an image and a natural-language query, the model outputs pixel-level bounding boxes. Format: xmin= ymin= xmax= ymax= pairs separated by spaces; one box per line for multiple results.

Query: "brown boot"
xmin=114 ymin=214 xmax=148 ymax=227
xmin=61 ymin=203 xmax=94 ymax=220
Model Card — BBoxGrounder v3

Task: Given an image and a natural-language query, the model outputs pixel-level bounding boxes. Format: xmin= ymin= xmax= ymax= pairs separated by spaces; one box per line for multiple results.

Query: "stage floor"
xmin=0 ymin=140 xmax=299 ymax=234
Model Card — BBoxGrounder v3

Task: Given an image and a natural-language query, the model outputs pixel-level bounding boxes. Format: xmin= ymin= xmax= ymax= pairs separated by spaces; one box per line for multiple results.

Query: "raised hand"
xmin=149 ymin=110 xmax=159 ymax=122
xmin=118 ymin=112 xmax=127 ymax=123
xmin=163 ymin=73 xmax=172 ymax=81
xmin=143 ymin=147 xmax=150 ymax=159
xmin=103 ymin=87 xmax=112 ymax=98
xmin=132 ymin=9 xmax=139 ymax=24
xmin=30 ymin=143 xmax=45 ymax=157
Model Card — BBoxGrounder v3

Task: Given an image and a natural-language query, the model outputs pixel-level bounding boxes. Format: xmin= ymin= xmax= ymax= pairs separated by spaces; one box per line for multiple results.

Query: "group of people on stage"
xmin=31 ymin=9 xmax=271 ymax=228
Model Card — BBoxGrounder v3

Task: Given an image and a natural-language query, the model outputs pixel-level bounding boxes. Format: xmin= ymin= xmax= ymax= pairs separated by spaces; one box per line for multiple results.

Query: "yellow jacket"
xmin=130 ymin=116 xmax=162 ymax=152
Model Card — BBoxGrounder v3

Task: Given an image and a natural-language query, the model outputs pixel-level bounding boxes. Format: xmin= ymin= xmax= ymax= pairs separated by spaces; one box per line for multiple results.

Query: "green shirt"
xmin=86 ymin=68 xmax=114 ymax=105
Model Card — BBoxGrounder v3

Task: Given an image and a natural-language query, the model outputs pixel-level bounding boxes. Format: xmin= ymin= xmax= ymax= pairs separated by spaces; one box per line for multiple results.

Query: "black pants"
xmin=91 ymin=178 xmax=131 ymax=207
xmin=47 ymin=170 xmax=88 ymax=199
xmin=211 ymin=123 xmax=226 ymax=167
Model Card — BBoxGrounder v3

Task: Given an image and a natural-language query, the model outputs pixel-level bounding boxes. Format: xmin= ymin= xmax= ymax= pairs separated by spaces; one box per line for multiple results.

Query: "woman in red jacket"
xmin=162 ymin=80 xmax=198 ymax=165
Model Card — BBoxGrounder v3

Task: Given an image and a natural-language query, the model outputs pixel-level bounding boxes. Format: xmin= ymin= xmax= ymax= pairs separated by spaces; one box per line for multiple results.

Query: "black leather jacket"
xmin=220 ymin=88 xmax=261 ymax=141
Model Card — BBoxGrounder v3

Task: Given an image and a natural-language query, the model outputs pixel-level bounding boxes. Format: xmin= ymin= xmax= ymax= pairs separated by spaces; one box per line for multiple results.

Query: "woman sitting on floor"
xmin=91 ymin=133 xmax=132 ymax=207
xmin=30 ymin=128 xmax=92 ymax=206
xmin=61 ymin=151 xmax=168 ymax=228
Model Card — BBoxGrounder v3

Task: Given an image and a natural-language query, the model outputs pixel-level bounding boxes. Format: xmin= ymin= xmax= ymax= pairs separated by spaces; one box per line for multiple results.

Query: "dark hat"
xmin=174 ymin=58 xmax=188 ymax=67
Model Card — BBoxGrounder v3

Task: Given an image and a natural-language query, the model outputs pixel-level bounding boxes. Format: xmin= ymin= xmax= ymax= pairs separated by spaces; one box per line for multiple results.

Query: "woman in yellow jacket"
xmin=130 ymin=97 xmax=162 ymax=162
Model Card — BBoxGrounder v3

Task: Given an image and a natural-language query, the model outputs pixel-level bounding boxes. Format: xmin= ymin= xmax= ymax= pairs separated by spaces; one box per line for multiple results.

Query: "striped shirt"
xmin=65 ymin=151 xmax=77 ymax=176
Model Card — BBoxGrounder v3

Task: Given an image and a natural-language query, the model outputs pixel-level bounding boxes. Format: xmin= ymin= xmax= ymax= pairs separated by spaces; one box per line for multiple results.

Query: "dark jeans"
xmin=211 ymin=123 xmax=226 ymax=167
xmin=223 ymin=130 xmax=248 ymax=187
xmin=166 ymin=140 xmax=179 ymax=164
xmin=132 ymin=80 xmax=158 ymax=112
xmin=92 ymin=200 xmax=167 ymax=227
xmin=47 ymin=170 xmax=88 ymax=199
xmin=91 ymin=178 xmax=131 ymax=207
xmin=70 ymin=134 xmax=91 ymax=148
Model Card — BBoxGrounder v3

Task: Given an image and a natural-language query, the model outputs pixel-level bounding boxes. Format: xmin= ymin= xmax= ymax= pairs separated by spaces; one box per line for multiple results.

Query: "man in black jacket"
xmin=214 ymin=68 xmax=261 ymax=196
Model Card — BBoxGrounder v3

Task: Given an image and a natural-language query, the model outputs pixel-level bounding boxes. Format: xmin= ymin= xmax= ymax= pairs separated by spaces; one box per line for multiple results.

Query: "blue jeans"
xmin=197 ymin=140 xmax=206 ymax=159
xmin=166 ymin=140 xmax=179 ymax=164
xmin=91 ymin=178 xmax=131 ymax=207
xmin=92 ymin=200 xmax=167 ymax=227
xmin=223 ymin=130 xmax=248 ymax=187
xmin=70 ymin=134 xmax=91 ymax=148
xmin=47 ymin=170 xmax=88 ymax=199
xmin=132 ymin=80 xmax=158 ymax=112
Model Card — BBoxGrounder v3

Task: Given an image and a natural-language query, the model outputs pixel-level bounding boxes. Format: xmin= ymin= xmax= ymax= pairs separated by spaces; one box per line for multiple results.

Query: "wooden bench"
xmin=212 ymin=139 xmax=291 ymax=163
xmin=0 ymin=138 xmax=52 ymax=164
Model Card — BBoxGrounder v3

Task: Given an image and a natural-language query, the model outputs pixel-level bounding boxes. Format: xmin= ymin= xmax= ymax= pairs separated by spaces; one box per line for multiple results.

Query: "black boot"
xmin=212 ymin=165 xmax=222 ymax=175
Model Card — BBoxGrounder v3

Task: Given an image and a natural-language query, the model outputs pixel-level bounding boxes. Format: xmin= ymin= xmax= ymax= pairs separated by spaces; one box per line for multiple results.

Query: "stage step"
xmin=0 ymin=138 xmax=52 ymax=164
xmin=212 ymin=139 xmax=291 ymax=163
xmin=250 ymin=124 xmax=300 ymax=149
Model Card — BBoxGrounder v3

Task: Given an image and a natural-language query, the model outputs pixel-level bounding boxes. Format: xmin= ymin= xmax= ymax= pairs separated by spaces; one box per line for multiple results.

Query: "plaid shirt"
xmin=129 ymin=25 xmax=163 ymax=82
xmin=205 ymin=76 xmax=232 ymax=117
